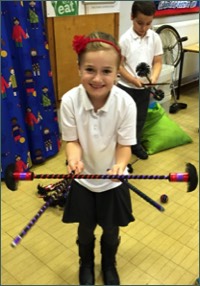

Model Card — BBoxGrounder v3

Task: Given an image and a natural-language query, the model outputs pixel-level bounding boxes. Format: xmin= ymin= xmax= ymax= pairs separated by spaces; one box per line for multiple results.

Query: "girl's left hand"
xmin=107 ymin=164 xmax=124 ymax=181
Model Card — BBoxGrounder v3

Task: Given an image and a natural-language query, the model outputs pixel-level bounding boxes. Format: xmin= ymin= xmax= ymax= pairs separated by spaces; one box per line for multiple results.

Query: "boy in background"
xmin=118 ymin=1 xmax=163 ymax=159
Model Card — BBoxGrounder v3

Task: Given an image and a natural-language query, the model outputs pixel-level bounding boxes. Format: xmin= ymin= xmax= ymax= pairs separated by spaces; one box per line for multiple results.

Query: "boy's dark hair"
xmin=131 ymin=1 xmax=156 ymax=17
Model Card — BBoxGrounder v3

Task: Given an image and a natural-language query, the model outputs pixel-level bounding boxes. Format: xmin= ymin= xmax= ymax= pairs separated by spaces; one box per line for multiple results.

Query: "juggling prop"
xmin=4 ymin=162 xmax=198 ymax=192
xmin=127 ymin=158 xmax=140 ymax=174
xmin=136 ymin=62 xmax=165 ymax=101
xmin=160 ymin=194 xmax=169 ymax=204
xmin=9 ymin=177 xmax=165 ymax=248
xmin=136 ymin=62 xmax=152 ymax=83
xmin=3 ymin=162 xmax=198 ymax=247
xmin=38 ymin=179 xmax=165 ymax=212
xmin=11 ymin=179 xmax=71 ymax=247
xmin=122 ymin=180 xmax=165 ymax=212
xmin=37 ymin=180 xmax=68 ymax=207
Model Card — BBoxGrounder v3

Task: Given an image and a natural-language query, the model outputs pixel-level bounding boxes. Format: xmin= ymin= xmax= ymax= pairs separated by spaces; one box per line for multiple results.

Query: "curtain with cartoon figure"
xmin=1 ymin=1 xmax=61 ymax=178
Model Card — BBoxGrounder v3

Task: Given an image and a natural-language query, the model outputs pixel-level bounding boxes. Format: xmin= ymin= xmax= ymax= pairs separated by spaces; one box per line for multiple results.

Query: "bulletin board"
xmin=154 ymin=1 xmax=199 ymax=17
xmin=46 ymin=13 xmax=119 ymax=102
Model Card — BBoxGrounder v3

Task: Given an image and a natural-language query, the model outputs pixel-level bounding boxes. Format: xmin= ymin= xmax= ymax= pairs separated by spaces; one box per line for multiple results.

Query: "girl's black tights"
xmin=78 ymin=224 xmax=119 ymax=245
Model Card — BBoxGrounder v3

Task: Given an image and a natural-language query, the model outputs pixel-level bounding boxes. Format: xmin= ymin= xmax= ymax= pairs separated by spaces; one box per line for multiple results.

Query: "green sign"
xmin=51 ymin=1 xmax=79 ymax=16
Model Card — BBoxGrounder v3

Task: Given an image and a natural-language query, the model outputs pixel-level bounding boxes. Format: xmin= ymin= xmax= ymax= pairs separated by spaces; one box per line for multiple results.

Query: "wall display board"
xmin=46 ymin=1 xmax=120 ymax=17
xmin=154 ymin=1 xmax=199 ymax=17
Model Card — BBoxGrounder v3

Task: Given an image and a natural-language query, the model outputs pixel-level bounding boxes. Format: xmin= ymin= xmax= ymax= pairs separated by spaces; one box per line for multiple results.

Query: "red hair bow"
xmin=72 ymin=34 xmax=121 ymax=55
xmin=72 ymin=35 xmax=90 ymax=54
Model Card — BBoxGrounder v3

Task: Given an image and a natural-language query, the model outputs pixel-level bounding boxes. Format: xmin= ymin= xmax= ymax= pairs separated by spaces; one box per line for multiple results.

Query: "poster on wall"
xmin=46 ymin=1 xmax=120 ymax=17
xmin=154 ymin=1 xmax=199 ymax=17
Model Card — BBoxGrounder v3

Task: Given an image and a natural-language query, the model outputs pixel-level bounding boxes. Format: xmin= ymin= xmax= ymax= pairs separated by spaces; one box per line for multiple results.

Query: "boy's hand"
xmin=149 ymin=77 xmax=157 ymax=84
xmin=133 ymin=77 xmax=146 ymax=88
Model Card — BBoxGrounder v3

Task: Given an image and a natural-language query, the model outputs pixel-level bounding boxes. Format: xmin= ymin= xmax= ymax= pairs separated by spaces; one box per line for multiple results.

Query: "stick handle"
xmin=11 ymin=180 xmax=70 ymax=247
xmin=146 ymin=75 xmax=152 ymax=83
xmin=169 ymin=172 xmax=189 ymax=182
xmin=123 ymin=181 xmax=165 ymax=212
xmin=143 ymin=83 xmax=170 ymax=86
xmin=11 ymin=200 xmax=51 ymax=247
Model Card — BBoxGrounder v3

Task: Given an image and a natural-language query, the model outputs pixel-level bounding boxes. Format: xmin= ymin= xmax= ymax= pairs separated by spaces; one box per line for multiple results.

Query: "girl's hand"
xmin=107 ymin=164 xmax=124 ymax=182
xmin=67 ymin=159 xmax=84 ymax=175
xmin=107 ymin=164 xmax=124 ymax=175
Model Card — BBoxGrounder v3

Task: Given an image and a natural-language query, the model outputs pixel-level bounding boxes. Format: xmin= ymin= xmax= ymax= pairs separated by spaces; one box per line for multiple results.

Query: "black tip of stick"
xmin=37 ymin=184 xmax=47 ymax=196
xmin=136 ymin=62 xmax=151 ymax=77
xmin=186 ymin=163 xmax=198 ymax=192
xmin=4 ymin=163 xmax=18 ymax=191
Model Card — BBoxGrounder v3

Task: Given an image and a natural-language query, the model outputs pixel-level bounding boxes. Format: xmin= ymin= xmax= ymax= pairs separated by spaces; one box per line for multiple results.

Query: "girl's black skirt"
xmin=62 ymin=180 xmax=135 ymax=227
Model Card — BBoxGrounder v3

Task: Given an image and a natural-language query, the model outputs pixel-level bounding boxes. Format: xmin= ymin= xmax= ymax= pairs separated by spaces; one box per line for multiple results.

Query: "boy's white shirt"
xmin=118 ymin=27 xmax=163 ymax=88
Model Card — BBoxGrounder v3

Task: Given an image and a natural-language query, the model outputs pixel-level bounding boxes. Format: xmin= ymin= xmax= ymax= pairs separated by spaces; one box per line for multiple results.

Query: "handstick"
xmin=123 ymin=180 xmax=165 ymax=212
xmin=11 ymin=179 xmax=71 ymax=247
xmin=143 ymin=83 xmax=170 ymax=86
xmin=11 ymin=179 xmax=163 ymax=247
xmin=11 ymin=200 xmax=51 ymax=247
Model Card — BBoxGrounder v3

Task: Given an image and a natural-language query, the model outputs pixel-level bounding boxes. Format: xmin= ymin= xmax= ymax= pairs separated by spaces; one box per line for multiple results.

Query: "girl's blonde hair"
xmin=76 ymin=31 xmax=121 ymax=67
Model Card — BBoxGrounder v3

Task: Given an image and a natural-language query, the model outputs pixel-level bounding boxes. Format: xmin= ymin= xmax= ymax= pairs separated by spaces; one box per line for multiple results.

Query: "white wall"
xmin=119 ymin=1 xmax=199 ymax=84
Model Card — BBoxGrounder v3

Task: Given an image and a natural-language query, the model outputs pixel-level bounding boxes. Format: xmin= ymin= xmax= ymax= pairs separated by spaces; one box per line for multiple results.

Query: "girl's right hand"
xmin=67 ymin=159 xmax=84 ymax=175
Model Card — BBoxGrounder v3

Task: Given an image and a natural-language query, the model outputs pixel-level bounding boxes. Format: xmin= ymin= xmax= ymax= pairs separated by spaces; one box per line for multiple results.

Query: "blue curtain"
xmin=1 ymin=1 xmax=61 ymax=178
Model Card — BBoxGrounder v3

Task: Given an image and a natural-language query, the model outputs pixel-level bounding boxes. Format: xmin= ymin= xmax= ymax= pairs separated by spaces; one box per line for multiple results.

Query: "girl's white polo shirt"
xmin=61 ymin=84 xmax=137 ymax=193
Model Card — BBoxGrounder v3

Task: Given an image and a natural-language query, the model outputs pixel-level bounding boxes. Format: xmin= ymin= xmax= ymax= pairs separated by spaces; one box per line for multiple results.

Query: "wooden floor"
xmin=1 ymin=83 xmax=199 ymax=285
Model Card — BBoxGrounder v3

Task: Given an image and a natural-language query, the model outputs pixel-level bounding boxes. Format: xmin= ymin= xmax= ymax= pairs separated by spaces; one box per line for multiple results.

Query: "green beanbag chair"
xmin=141 ymin=103 xmax=192 ymax=155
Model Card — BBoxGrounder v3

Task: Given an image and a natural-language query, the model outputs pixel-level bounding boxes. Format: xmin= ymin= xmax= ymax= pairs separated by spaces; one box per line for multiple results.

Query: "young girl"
xmin=60 ymin=31 xmax=137 ymax=285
